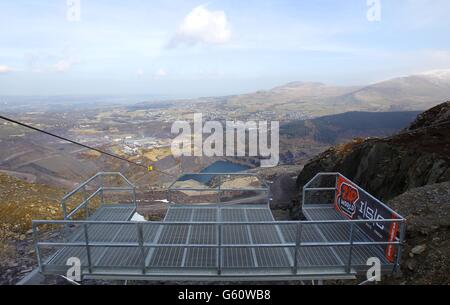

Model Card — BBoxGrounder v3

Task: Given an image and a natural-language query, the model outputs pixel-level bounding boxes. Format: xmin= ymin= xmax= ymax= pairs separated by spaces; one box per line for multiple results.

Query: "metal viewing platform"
xmin=32 ymin=172 xmax=405 ymax=282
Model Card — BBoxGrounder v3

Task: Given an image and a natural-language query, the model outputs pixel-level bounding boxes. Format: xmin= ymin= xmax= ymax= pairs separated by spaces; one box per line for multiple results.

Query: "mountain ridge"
xmin=224 ymin=70 xmax=450 ymax=117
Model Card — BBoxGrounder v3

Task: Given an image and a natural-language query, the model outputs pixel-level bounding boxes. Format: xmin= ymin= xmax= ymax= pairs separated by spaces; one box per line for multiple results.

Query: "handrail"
xmin=61 ymin=172 xmax=136 ymax=220
xmin=169 ymin=173 xmax=269 ymax=189
xmin=173 ymin=172 xmax=261 ymax=185
xmin=62 ymin=172 xmax=135 ymax=201
xmin=36 ymin=240 xmax=402 ymax=248
xmin=169 ymin=186 xmax=269 ymax=192
xmin=168 ymin=172 xmax=270 ymax=206
xmin=303 ymin=172 xmax=340 ymax=189
xmin=65 ymin=188 xmax=102 ymax=220
xmin=33 ymin=218 xmax=405 ymax=276
xmin=301 ymin=172 xmax=406 ymax=274
xmin=302 ymin=172 xmax=405 ymax=220
xmin=177 ymin=172 xmax=260 ymax=176
xmin=62 ymin=173 xmax=100 ymax=201
xmin=33 ymin=218 xmax=406 ymax=226
xmin=32 ymin=171 xmax=406 ymax=277
xmin=302 ymin=172 xmax=339 ymax=210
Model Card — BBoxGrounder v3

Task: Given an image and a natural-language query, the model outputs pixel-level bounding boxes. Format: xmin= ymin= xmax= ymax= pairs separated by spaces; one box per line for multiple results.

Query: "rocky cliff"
xmin=296 ymin=101 xmax=450 ymax=202
xmin=385 ymin=181 xmax=450 ymax=284
xmin=292 ymin=101 xmax=450 ymax=284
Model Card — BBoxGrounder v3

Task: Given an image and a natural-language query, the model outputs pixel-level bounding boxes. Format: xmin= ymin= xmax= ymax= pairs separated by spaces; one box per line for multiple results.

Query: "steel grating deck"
xmin=159 ymin=205 xmax=292 ymax=269
xmin=32 ymin=172 xmax=404 ymax=282
xmin=301 ymin=206 xmax=390 ymax=267
xmin=40 ymin=203 xmax=392 ymax=280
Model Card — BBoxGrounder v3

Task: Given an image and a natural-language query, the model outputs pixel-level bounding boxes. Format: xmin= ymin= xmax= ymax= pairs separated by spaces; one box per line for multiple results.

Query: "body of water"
xmin=179 ymin=160 xmax=250 ymax=183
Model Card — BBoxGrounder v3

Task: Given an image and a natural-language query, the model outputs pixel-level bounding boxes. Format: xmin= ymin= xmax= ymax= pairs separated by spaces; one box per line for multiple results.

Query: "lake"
xmin=179 ymin=160 xmax=250 ymax=183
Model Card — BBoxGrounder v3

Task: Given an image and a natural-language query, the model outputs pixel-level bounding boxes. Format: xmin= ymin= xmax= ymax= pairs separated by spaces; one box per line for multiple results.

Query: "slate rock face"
xmin=269 ymin=173 xmax=299 ymax=210
xmin=406 ymin=101 xmax=450 ymax=131
xmin=385 ymin=181 xmax=450 ymax=284
xmin=292 ymin=102 xmax=450 ymax=283
xmin=296 ymin=101 xmax=450 ymax=203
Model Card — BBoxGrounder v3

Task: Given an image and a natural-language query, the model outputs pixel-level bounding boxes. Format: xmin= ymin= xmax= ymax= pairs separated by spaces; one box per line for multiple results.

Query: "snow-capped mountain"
xmin=417 ymin=69 xmax=450 ymax=84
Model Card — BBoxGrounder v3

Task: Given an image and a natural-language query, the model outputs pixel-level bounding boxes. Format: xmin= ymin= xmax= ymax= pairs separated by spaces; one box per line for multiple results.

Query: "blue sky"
xmin=1 ymin=0 xmax=450 ymax=97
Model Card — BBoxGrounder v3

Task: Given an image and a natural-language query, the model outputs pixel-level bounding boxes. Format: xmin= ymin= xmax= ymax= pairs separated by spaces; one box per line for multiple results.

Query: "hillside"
xmin=0 ymin=172 xmax=69 ymax=234
xmin=225 ymin=82 xmax=360 ymax=116
xmin=296 ymin=101 xmax=450 ymax=202
xmin=281 ymin=110 xmax=419 ymax=144
xmin=223 ymin=70 xmax=450 ymax=117
xmin=0 ymin=135 xmax=101 ymax=188
xmin=0 ymin=172 xmax=73 ymax=284
xmin=278 ymin=110 xmax=420 ymax=165
xmin=337 ymin=70 xmax=450 ymax=111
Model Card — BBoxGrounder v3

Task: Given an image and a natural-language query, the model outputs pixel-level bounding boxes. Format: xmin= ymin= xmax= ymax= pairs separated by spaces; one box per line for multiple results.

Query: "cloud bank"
xmin=168 ymin=5 xmax=231 ymax=47
xmin=0 ymin=65 xmax=15 ymax=73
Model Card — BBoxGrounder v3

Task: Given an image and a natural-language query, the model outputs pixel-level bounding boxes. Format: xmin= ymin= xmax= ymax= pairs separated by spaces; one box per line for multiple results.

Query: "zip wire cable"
xmin=0 ymin=114 xmax=176 ymax=178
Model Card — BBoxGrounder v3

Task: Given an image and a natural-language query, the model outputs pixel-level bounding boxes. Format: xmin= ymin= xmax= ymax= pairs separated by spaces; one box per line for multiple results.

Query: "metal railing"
xmin=302 ymin=172 xmax=403 ymax=219
xmin=32 ymin=217 xmax=405 ymax=276
xmin=167 ymin=172 xmax=270 ymax=207
xmin=302 ymin=172 xmax=339 ymax=208
xmin=302 ymin=172 xmax=406 ymax=271
xmin=61 ymin=172 xmax=136 ymax=220
xmin=31 ymin=171 xmax=406 ymax=279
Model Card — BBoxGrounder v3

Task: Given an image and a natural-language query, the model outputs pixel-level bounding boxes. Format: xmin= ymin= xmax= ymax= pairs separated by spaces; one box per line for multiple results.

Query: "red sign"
xmin=334 ymin=175 xmax=399 ymax=263
xmin=334 ymin=175 xmax=359 ymax=219
xmin=385 ymin=214 xmax=399 ymax=263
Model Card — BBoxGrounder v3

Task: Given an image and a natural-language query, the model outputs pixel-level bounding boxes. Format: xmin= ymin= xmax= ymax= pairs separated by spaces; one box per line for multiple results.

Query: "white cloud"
xmin=367 ymin=49 xmax=450 ymax=83
xmin=168 ymin=5 xmax=231 ymax=47
xmin=154 ymin=68 xmax=168 ymax=78
xmin=392 ymin=49 xmax=450 ymax=72
xmin=53 ymin=59 xmax=75 ymax=72
xmin=136 ymin=68 xmax=145 ymax=76
xmin=25 ymin=52 xmax=77 ymax=73
xmin=0 ymin=65 xmax=15 ymax=73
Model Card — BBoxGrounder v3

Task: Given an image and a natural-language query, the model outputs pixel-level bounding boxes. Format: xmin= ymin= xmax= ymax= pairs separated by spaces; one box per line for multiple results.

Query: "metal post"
xmin=132 ymin=187 xmax=137 ymax=210
xmin=61 ymin=198 xmax=69 ymax=241
xmin=334 ymin=173 xmax=339 ymax=202
xmin=82 ymin=185 xmax=89 ymax=219
xmin=217 ymin=175 xmax=221 ymax=204
xmin=61 ymin=199 xmax=68 ymax=220
xmin=394 ymin=221 xmax=407 ymax=272
xmin=83 ymin=224 xmax=92 ymax=273
xmin=32 ymin=223 xmax=43 ymax=272
xmin=99 ymin=175 xmax=104 ymax=205
xmin=137 ymin=223 xmax=146 ymax=274
xmin=292 ymin=222 xmax=302 ymax=274
xmin=302 ymin=187 xmax=306 ymax=210
xmin=217 ymin=223 xmax=222 ymax=275
xmin=346 ymin=222 xmax=355 ymax=274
